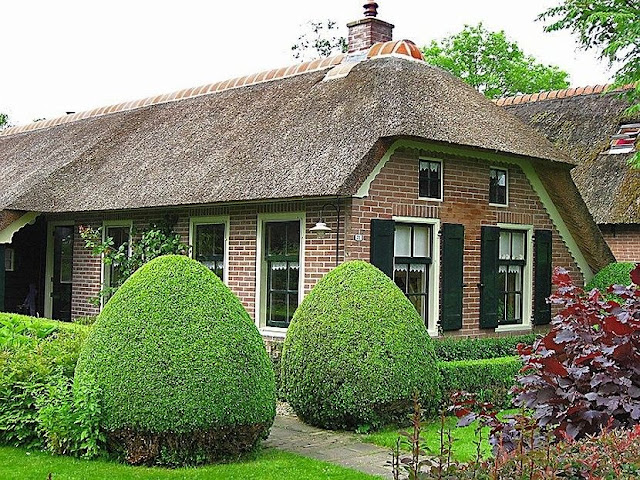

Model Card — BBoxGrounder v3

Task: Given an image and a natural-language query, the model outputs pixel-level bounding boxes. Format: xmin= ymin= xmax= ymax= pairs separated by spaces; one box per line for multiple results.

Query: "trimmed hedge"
xmin=0 ymin=313 xmax=90 ymax=448
xmin=75 ymin=255 xmax=276 ymax=465
xmin=433 ymin=334 xmax=537 ymax=362
xmin=438 ymin=356 xmax=522 ymax=408
xmin=586 ymin=262 xmax=635 ymax=291
xmin=281 ymin=261 xmax=441 ymax=430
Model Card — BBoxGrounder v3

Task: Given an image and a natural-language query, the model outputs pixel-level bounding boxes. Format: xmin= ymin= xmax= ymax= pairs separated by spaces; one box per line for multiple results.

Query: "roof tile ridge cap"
xmin=0 ymin=54 xmax=346 ymax=138
xmin=491 ymin=81 xmax=636 ymax=106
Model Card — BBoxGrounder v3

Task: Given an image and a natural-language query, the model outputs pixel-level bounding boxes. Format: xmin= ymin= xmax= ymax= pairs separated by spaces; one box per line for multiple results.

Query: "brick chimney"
xmin=347 ymin=1 xmax=394 ymax=54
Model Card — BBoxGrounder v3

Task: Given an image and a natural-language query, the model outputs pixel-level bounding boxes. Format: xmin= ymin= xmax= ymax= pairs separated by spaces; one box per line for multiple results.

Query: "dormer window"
xmin=607 ymin=124 xmax=640 ymax=154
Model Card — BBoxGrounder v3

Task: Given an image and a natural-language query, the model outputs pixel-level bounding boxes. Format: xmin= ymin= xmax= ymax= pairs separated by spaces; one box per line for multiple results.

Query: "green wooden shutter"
xmin=441 ymin=223 xmax=464 ymax=331
xmin=480 ymin=226 xmax=500 ymax=329
xmin=370 ymin=219 xmax=395 ymax=278
xmin=0 ymin=244 xmax=5 ymax=312
xmin=534 ymin=229 xmax=553 ymax=325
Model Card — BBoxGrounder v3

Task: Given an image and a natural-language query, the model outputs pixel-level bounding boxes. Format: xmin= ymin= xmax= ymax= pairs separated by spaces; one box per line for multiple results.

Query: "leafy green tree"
xmin=539 ymin=1 xmax=640 ymax=166
xmin=0 ymin=113 xmax=9 ymax=130
xmin=422 ymin=23 xmax=570 ymax=99
xmin=291 ymin=20 xmax=347 ymax=61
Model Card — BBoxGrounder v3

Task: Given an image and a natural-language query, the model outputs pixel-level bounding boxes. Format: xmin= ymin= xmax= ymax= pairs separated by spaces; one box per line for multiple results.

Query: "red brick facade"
xmin=600 ymin=224 xmax=640 ymax=262
xmin=46 ymin=145 xmax=586 ymax=340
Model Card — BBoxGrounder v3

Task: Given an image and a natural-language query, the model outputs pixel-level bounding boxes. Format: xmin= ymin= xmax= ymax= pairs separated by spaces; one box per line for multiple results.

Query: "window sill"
xmin=259 ymin=327 xmax=288 ymax=339
xmin=489 ymin=202 xmax=509 ymax=208
xmin=495 ymin=323 xmax=532 ymax=334
xmin=417 ymin=196 xmax=443 ymax=203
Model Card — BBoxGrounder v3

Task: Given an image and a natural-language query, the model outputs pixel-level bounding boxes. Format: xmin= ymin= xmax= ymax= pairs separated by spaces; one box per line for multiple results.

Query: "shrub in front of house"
xmin=74 ymin=255 xmax=276 ymax=466
xmin=433 ymin=334 xmax=537 ymax=362
xmin=281 ymin=260 xmax=441 ymax=430
xmin=513 ymin=266 xmax=640 ymax=440
xmin=438 ymin=357 xmax=521 ymax=408
xmin=586 ymin=261 xmax=635 ymax=292
xmin=0 ymin=314 xmax=90 ymax=449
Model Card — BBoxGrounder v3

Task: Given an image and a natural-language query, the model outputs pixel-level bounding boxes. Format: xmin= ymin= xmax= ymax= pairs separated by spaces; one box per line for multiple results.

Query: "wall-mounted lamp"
xmin=310 ymin=201 xmax=341 ymax=266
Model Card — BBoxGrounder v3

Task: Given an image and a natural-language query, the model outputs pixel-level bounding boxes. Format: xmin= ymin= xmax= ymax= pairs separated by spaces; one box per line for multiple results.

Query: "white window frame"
xmin=255 ymin=212 xmax=306 ymax=337
xmin=101 ymin=220 xmax=133 ymax=310
xmin=189 ymin=216 xmax=230 ymax=285
xmin=495 ymin=223 xmax=533 ymax=333
xmin=392 ymin=216 xmax=440 ymax=337
xmin=489 ymin=166 xmax=509 ymax=207
xmin=417 ymin=157 xmax=444 ymax=202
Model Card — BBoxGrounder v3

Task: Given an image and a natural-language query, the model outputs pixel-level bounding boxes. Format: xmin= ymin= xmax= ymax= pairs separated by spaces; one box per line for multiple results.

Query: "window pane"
xmin=408 ymin=264 xmax=426 ymax=294
xmin=499 ymin=232 xmax=511 ymax=260
xmin=214 ymin=261 xmax=224 ymax=280
xmin=268 ymin=293 xmax=287 ymax=325
xmin=267 ymin=223 xmax=287 ymax=256
xmin=286 ymin=222 xmax=300 ymax=256
xmin=270 ymin=261 xmax=288 ymax=290
xmin=288 ymin=294 xmax=298 ymax=321
xmin=288 ymin=262 xmax=300 ymax=291
xmin=412 ymin=226 xmax=430 ymax=258
xmin=507 ymin=265 xmax=522 ymax=291
xmin=506 ymin=293 xmax=517 ymax=322
xmin=419 ymin=160 xmax=441 ymax=198
xmin=512 ymin=232 xmax=525 ymax=260
xmin=195 ymin=224 xmax=224 ymax=260
xmin=394 ymin=264 xmax=408 ymax=293
xmin=408 ymin=295 xmax=424 ymax=320
xmin=490 ymin=169 xmax=507 ymax=204
xmin=394 ymin=225 xmax=411 ymax=257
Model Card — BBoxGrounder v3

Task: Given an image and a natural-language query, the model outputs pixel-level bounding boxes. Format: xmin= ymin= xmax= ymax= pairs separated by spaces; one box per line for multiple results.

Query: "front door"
xmin=49 ymin=225 xmax=74 ymax=321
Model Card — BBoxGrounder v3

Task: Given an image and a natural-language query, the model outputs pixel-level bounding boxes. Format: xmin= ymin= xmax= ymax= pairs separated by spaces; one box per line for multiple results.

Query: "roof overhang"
xmin=0 ymin=211 xmax=40 ymax=244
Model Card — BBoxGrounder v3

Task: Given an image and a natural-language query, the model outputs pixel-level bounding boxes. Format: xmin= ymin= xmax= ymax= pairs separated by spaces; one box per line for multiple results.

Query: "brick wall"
xmin=600 ymin=224 xmax=640 ymax=262
xmin=64 ymin=200 xmax=344 ymax=323
xmin=50 ymin=148 xmax=587 ymax=341
xmin=344 ymin=148 xmax=584 ymax=337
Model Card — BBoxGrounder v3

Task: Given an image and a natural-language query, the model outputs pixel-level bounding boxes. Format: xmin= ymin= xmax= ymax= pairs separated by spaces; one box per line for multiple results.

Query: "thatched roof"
xmin=501 ymin=88 xmax=640 ymax=225
xmin=0 ymin=55 xmax=569 ymax=213
xmin=0 ymin=53 xmax=614 ymax=271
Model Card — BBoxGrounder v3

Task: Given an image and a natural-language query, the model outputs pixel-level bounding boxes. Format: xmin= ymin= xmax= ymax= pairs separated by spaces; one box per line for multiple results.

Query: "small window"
xmin=498 ymin=230 xmax=527 ymax=325
xmin=489 ymin=168 xmax=508 ymax=205
xmin=193 ymin=223 xmax=225 ymax=279
xmin=419 ymin=159 xmax=442 ymax=200
xmin=607 ymin=124 xmax=640 ymax=154
xmin=4 ymin=248 xmax=15 ymax=272
xmin=264 ymin=221 xmax=300 ymax=328
xmin=103 ymin=225 xmax=131 ymax=295
xmin=393 ymin=223 xmax=432 ymax=325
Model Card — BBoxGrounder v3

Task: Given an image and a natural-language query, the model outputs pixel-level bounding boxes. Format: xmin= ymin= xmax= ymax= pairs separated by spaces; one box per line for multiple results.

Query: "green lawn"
xmin=0 ymin=447 xmax=382 ymax=480
xmin=362 ymin=410 xmax=517 ymax=463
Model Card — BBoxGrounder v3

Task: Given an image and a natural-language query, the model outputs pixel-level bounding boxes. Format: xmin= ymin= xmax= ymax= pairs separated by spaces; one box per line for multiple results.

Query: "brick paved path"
xmin=264 ymin=414 xmax=394 ymax=479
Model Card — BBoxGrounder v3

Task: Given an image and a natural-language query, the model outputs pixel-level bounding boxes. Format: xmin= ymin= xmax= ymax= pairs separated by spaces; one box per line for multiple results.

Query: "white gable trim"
xmin=0 ymin=212 xmax=40 ymax=244
xmin=354 ymin=139 xmax=593 ymax=281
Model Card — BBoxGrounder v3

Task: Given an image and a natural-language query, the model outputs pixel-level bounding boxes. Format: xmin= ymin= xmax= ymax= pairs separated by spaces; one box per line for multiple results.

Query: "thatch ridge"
xmin=504 ymin=90 xmax=640 ymax=224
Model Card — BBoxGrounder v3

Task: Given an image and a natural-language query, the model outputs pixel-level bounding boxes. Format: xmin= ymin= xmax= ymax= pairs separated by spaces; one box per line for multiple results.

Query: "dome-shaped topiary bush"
xmin=74 ymin=255 xmax=275 ymax=466
xmin=281 ymin=260 xmax=441 ymax=430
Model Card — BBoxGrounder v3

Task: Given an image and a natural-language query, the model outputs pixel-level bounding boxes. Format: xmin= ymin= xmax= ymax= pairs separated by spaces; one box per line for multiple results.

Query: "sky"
xmin=1 ymin=0 xmax=613 ymax=126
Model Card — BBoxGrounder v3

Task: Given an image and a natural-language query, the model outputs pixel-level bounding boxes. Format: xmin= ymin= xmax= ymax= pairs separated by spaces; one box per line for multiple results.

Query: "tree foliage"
xmin=0 ymin=113 xmax=8 ymax=130
xmin=422 ymin=23 xmax=570 ymax=100
xmin=291 ymin=20 xmax=347 ymax=61
xmin=539 ymin=0 xmax=640 ymax=166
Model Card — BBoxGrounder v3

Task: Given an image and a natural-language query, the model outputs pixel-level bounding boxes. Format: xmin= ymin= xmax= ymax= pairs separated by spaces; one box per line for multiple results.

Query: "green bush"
xmin=586 ymin=262 xmax=635 ymax=291
xmin=74 ymin=255 xmax=275 ymax=466
xmin=0 ymin=313 xmax=89 ymax=448
xmin=433 ymin=334 xmax=537 ymax=362
xmin=281 ymin=261 xmax=441 ymax=430
xmin=438 ymin=357 xmax=522 ymax=408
